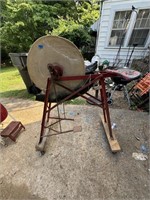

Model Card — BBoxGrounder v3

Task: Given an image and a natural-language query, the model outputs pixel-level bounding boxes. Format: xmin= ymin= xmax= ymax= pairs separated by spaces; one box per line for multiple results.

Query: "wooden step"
xmin=0 ymin=121 xmax=25 ymax=142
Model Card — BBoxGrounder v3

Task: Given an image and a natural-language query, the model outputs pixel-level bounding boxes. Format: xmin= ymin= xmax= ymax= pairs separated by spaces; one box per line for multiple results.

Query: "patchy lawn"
xmin=0 ymin=66 xmax=86 ymax=104
xmin=0 ymin=66 xmax=34 ymax=99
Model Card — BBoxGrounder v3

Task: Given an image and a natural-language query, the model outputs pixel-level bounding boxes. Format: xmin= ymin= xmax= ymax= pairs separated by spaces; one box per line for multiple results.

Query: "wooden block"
xmin=35 ymin=136 xmax=47 ymax=153
xmin=35 ymin=129 xmax=49 ymax=153
xmin=100 ymin=115 xmax=121 ymax=152
xmin=1 ymin=121 xmax=25 ymax=142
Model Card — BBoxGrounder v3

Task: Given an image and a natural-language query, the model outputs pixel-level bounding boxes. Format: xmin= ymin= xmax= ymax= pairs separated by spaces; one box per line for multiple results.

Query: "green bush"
xmin=1 ymin=0 xmax=99 ymax=62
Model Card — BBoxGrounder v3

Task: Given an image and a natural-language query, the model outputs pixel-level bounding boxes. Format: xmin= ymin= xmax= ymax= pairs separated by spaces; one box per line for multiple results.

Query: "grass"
xmin=0 ymin=66 xmax=87 ymax=104
xmin=0 ymin=66 xmax=34 ymax=99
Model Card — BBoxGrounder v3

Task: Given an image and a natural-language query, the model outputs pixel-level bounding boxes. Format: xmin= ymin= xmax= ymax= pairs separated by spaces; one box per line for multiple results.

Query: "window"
xmin=109 ymin=11 xmax=131 ymax=46
xmin=109 ymin=9 xmax=150 ymax=47
xmin=129 ymin=9 xmax=150 ymax=46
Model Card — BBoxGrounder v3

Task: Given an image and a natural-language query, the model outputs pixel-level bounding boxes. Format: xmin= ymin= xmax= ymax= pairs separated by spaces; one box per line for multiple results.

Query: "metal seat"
xmin=108 ymin=68 xmax=141 ymax=107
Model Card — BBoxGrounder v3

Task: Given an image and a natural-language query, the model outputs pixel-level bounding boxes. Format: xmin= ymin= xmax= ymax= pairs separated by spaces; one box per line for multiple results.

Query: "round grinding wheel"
xmin=27 ymin=35 xmax=85 ymax=102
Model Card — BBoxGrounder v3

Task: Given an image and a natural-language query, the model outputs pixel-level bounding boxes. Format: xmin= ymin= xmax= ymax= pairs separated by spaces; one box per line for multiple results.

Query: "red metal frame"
xmin=38 ymin=70 xmax=125 ymax=146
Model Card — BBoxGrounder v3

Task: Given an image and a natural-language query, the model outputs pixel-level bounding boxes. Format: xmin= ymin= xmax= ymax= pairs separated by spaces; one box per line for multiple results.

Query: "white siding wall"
xmin=95 ymin=0 xmax=150 ymax=67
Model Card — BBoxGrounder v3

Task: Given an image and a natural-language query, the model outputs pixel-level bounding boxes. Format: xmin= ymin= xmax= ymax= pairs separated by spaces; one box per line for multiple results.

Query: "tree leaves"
xmin=1 ymin=0 xmax=99 ymax=61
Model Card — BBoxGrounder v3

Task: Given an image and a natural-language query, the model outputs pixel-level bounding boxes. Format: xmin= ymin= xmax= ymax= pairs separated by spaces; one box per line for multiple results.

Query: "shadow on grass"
xmin=0 ymin=89 xmax=35 ymax=100
xmin=0 ymin=89 xmax=87 ymax=105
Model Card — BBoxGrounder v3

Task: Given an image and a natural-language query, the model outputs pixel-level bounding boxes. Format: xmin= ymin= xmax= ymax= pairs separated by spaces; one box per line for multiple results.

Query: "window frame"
xmin=109 ymin=10 xmax=132 ymax=46
xmin=128 ymin=9 xmax=150 ymax=47
xmin=106 ymin=3 xmax=150 ymax=49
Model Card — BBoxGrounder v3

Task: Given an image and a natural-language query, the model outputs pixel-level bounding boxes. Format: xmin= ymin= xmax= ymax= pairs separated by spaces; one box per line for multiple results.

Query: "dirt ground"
xmin=0 ymin=96 xmax=149 ymax=200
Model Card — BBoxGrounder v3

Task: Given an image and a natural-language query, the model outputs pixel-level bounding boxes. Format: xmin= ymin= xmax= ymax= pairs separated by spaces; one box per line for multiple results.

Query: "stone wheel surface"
xmin=27 ymin=35 xmax=85 ymax=101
